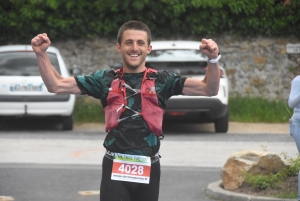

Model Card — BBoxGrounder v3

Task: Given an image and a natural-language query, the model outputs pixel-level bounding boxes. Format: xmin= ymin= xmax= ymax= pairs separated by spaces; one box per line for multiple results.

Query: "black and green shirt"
xmin=75 ymin=69 xmax=186 ymax=157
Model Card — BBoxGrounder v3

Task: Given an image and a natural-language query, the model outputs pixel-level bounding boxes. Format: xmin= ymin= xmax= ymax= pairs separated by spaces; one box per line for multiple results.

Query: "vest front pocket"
xmin=104 ymin=90 xmax=124 ymax=132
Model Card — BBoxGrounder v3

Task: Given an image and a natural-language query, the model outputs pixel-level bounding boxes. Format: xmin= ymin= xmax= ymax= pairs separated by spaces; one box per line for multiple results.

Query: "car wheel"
xmin=214 ymin=111 xmax=229 ymax=133
xmin=62 ymin=115 xmax=73 ymax=131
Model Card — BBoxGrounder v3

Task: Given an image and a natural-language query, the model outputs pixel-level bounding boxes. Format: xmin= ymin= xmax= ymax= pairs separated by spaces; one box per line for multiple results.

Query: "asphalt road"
xmin=0 ymin=163 xmax=221 ymax=201
xmin=0 ymin=120 xmax=297 ymax=201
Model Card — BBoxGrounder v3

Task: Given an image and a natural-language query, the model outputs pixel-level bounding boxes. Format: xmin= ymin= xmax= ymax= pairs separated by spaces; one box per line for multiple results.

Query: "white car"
xmin=0 ymin=45 xmax=76 ymax=130
xmin=146 ymin=41 xmax=229 ymax=133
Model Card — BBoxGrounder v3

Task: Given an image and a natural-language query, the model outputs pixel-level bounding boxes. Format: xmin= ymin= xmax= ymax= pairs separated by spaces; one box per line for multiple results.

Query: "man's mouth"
xmin=128 ymin=53 xmax=139 ymax=57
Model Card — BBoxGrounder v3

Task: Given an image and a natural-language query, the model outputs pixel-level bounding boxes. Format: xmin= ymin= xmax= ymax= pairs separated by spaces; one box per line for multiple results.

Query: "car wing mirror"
xmin=111 ymin=61 xmax=123 ymax=69
xmin=70 ymin=66 xmax=82 ymax=76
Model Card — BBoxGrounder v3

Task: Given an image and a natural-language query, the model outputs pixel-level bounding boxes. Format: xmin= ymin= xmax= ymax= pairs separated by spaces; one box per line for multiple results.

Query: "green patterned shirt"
xmin=75 ymin=69 xmax=186 ymax=157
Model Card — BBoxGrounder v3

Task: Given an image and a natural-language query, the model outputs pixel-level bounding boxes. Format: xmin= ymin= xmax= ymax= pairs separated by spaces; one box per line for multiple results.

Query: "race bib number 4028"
xmin=111 ymin=153 xmax=151 ymax=184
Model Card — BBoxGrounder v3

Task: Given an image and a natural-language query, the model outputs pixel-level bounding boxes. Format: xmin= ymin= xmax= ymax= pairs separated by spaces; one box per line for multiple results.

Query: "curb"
xmin=206 ymin=180 xmax=297 ymax=201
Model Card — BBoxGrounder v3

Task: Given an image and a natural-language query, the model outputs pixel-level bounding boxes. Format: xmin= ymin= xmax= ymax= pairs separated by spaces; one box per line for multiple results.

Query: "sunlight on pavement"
xmin=78 ymin=191 xmax=100 ymax=195
xmin=0 ymin=196 xmax=14 ymax=201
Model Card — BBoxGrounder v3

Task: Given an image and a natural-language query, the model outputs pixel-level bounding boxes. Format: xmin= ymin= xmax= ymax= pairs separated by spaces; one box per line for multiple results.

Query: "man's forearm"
xmin=205 ymin=62 xmax=220 ymax=96
xmin=36 ymin=52 xmax=62 ymax=93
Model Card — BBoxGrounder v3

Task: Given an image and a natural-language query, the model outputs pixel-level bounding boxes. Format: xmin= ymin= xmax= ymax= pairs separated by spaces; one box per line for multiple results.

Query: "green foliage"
xmin=73 ymin=96 xmax=105 ymax=123
xmin=1 ymin=0 xmax=299 ymax=44
xmin=245 ymin=172 xmax=280 ymax=190
xmin=73 ymin=96 xmax=292 ymax=124
xmin=244 ymin=153 xmax=300 ymax=199
xmin=280 ymin=152 xmax=300 ymax=177
xmin=229 ymin=97 xmax=292 ymax=123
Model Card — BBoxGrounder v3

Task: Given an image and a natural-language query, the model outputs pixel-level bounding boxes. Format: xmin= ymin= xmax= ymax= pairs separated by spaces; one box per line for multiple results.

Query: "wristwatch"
xmin=209 ymin=53 xmax=221 ymax=64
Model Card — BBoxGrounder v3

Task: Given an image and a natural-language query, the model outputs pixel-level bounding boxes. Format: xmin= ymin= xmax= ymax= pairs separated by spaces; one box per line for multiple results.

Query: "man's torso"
xmin=75 ymin=69 xmax=186 ymax=156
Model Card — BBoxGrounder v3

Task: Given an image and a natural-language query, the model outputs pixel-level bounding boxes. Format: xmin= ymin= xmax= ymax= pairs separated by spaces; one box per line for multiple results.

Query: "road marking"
xmin=78 ymin=191 xmax=100 ymax=195
xmin=70 ymin=148 xmax=103 ymax=157
xmin=0 ymin=196 xmax=14 ymax=201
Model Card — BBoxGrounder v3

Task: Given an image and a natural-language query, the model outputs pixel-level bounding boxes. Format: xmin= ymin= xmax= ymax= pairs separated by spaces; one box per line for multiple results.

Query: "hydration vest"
xmin=104 ymin=68 xmax=164 ymax=137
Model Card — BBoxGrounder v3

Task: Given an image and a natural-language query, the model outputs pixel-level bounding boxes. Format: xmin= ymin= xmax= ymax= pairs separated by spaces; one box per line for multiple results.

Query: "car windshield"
xmin=147 ymin=49 xmax=207 ymax=61
xmin=0 ymin=51 xmax=61 ymax=76
xmin=146 ymin=49 xmax=208 ymax=75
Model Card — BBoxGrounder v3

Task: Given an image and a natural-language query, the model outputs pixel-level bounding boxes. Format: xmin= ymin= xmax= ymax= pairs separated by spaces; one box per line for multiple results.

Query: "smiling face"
xmin=116 ymin=30 xmax=152 ymax=73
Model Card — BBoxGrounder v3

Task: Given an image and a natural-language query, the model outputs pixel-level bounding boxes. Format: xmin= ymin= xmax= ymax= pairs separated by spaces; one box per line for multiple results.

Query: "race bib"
xmin=111 ymin=153 xmax=151 ymax=184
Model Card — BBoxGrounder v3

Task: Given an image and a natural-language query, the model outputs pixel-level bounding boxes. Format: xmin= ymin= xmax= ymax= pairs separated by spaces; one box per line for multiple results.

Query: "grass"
xmin=73 ymin=95 xmax=293 ymax=124
xmin=73 ymin=96 xmax=105 ymax=124
xmin=229 ymin=96 xmax=292 ymax=123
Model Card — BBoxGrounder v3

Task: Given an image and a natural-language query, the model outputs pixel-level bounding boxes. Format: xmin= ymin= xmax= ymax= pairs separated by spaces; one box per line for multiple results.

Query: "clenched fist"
xmin=31 ymin=33 xmax=51 ymax=54
xmin=199 ymin=38 xmax=219 ymax=60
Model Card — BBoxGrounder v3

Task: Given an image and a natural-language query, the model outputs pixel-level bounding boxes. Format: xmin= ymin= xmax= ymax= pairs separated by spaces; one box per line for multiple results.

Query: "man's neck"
xmin=123 ymin=65 xmax=146 ymax=73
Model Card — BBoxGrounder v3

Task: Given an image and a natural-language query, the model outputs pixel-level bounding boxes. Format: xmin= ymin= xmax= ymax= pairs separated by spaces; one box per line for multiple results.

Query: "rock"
xmin=221 ymin=149 xmax=288 ymax=190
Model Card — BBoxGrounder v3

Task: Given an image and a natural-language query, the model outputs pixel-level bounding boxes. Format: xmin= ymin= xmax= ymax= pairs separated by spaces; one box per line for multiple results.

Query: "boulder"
xmin=221 ymin=149 xmax=288 ymax=190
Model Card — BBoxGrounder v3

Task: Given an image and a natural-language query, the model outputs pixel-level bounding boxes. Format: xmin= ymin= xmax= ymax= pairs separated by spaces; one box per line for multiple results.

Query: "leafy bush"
xmin=245 ymin=173 xmax=281 ymax=190
xmin=1 ymin=0 xmax=299 ymax=44
xmin=244 ymin=153 xmax=300 ymax=191
xmin=280 ymin=152 xmax=300 ymax=177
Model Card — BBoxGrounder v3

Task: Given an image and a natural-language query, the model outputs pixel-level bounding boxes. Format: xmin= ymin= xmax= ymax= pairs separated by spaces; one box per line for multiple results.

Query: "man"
xmin=31 ymin=20 xmax=221 ymax=201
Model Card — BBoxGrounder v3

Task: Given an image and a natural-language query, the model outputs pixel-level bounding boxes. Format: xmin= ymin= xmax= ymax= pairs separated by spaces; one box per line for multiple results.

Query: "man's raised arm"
xmin=182 ymin=38 xmax=220 ymax=96
xmin=31 ymin=33 xmax=81 ymax=94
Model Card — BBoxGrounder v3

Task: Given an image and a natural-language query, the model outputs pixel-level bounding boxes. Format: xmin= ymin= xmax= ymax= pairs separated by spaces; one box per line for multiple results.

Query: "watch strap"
xmin=209 ymin=53 xmax=221 ymax=64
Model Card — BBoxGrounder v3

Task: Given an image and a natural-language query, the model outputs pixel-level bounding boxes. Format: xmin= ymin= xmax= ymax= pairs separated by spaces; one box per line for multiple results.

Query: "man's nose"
xmin=131 ymin=42 xmax=138 ymax=50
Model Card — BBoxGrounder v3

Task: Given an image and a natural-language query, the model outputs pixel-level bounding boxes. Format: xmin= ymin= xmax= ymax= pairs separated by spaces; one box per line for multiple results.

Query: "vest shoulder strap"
xmin=145 ymin=68 xmax=158 ymax=79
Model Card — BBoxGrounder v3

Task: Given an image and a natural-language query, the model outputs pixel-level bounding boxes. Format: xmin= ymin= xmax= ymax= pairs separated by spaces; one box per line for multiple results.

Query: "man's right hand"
xmin=31 ymin=33 xmax=51 ymax=54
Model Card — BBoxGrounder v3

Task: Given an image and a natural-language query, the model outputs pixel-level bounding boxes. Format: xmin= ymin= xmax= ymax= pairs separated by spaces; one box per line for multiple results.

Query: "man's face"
xmin=116 ymin=30 xmax=152 ymax=72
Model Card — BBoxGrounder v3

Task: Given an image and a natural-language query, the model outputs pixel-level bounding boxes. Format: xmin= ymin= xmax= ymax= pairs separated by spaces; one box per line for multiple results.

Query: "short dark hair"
xmin=117 ymin=20 xmax=152 ymax=46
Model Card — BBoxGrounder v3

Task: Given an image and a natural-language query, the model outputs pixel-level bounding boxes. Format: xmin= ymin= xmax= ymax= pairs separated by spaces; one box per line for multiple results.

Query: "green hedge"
xmin=73 ymin=96 xmax=292 ymax=123
xmin=1 ymin=0 xmax=299 ymax=44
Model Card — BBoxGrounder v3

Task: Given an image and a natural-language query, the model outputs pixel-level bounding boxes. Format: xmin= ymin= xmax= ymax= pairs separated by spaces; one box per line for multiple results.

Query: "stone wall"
xmin=52 ymin=35 xmax=300 ymax=101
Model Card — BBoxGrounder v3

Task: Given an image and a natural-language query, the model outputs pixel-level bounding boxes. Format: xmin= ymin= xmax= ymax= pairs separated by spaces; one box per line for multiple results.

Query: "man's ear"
xmin=147 ymin=45 xmax=152 ymax=54
xmin=116 ymin=43 xmax=121 ymax=52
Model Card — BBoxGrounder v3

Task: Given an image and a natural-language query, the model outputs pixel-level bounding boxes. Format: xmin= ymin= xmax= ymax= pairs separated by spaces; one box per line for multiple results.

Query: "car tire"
xmin=62 ymin=115 xmax=73 ymax=131
xmin=214 ymin=110 xmax=229 ymax=133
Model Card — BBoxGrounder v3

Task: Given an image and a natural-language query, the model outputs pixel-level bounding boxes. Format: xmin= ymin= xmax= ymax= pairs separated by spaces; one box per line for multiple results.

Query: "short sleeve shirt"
xmin=75 ymin=69 xmax=187 ymax=157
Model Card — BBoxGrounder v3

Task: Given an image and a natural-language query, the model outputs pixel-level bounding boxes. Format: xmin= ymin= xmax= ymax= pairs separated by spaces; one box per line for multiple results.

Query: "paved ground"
xmin=74 ymin=121 xmax=290 ymax=134
xmin=227 ymin=122 xmax=289 ymax=134
xmin=0 ymin=121 xmax=292 ymax=201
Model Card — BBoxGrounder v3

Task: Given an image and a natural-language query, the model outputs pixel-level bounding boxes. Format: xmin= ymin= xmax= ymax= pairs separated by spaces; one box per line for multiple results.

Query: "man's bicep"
xmin=58 ymin=77 xmax=82 ymax=94
xmin=182 ymin=78 xmax=207 ymax=96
